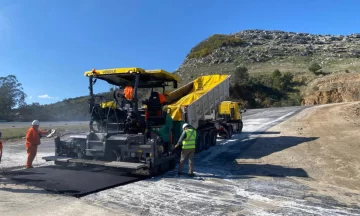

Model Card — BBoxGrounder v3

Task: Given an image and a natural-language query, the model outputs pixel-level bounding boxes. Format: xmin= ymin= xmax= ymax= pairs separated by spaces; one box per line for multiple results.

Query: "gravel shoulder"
xmin=237 ymin=102 xmax=360 ymax=205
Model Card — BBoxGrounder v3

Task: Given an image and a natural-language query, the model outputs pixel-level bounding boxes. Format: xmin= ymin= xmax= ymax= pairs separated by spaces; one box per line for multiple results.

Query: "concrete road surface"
xmin=1 ymin=106 xmax=360 ymax=216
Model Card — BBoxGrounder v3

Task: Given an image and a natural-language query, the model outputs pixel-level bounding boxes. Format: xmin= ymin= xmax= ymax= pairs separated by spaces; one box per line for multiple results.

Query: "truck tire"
xmin=196 ymin=132 xmax=203 ymax=153
xmin=203 ymin=132 xmax=210 ymax=150
xmin=237 ymin=120 xmax=243 ymax=133
xmin=227 ymin=126 xmax=233 ymax=139
xmin=210 ymin=130 xmax=217 ymax=146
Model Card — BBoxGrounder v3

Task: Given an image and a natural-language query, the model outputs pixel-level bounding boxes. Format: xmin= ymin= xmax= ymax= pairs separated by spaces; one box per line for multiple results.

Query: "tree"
xmin=234 ymin=66 xmax=249 ymax=86
xmin=308 ymin=63 xmax=322 ymax=74
xmin=272 ymin=69 xmax=282 ymax=89
xmin=272 ymin=69 xmax=281 ymax=78
xmin=0 ymin=75 xmax=27 ymax=119
xmin=280 ymin=72 xmax=294 ymax=92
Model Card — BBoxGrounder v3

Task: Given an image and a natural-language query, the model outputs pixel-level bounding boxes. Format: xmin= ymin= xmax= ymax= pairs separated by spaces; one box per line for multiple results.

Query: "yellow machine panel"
xmin=218 ymin=101 xmax=241 ymax=120
xmin=84 ymin=68 xmax=180 ymax=82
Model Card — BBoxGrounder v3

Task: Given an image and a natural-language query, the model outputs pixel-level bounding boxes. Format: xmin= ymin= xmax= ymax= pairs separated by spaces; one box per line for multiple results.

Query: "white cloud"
xmin=38 ymin=94 xmax=54 ymax=99
xmin=28 ymin=96 xmax=33 ymax=99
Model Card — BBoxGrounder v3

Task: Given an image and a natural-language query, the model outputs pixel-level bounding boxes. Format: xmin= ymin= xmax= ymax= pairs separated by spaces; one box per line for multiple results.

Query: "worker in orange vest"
xmin=0 ymin=132 xmax=3 ymax=163
xmin=25 ymin=120 xmax=49 ymax=169
xmin=158 ymin=91 xmax=169 ymax=105
xmin=145 ymin=91 xmax=169 ymax=119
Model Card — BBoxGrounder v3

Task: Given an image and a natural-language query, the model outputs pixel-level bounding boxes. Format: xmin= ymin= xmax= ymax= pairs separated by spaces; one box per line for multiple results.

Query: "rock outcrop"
xmin=302 ymin=73 xmax=360 ymax=105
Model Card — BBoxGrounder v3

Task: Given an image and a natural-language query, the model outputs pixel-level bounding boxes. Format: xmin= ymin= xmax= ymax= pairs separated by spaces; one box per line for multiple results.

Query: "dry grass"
xmin=1 ymin=125 xmax=89 ymax=141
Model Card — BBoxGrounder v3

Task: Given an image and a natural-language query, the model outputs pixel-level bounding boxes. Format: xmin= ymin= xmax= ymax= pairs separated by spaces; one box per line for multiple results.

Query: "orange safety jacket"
xmin=159 ymin=94 xmax=166 ymax=104
xmin=25 ymin=127 xmax=47 ymax=148
xmin=124 ymin=86 xmax=134 ymax=101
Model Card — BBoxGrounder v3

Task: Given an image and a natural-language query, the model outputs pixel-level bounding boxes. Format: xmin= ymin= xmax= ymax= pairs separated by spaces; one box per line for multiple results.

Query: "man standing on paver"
xmin=25 ymin=120 xmax=49 ymax=169
xmin=175 ymin=123 xmax=197 ymax=177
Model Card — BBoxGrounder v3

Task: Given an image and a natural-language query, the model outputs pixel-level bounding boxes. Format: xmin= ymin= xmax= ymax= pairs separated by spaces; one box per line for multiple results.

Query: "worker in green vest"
xmin=175 ymin=123 xmax=197 ymax=177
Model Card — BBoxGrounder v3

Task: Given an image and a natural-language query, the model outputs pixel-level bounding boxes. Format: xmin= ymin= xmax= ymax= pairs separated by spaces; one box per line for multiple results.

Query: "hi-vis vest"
xmin=182 ymin=129 xmax=197 ymax=149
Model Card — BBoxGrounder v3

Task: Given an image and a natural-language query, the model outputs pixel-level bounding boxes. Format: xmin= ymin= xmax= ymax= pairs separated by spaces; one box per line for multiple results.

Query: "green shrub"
xmin=308 ymin=62 xmax=322 ymax=74
xmin=234 ymin=66 xmax=249 ymax=86
xmin=187 ymin=34 xmax=244 ymax=59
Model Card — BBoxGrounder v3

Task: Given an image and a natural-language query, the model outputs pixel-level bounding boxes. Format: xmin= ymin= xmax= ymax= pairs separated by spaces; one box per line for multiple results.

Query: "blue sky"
xmin=0 ymin=0 xmax=359 ymax=105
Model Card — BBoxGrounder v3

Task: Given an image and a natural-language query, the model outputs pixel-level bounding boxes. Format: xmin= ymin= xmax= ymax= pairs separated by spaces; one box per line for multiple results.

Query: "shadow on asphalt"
xmin=165 ymin=132 xmax=319 ymax=180
xmin=233 ymin=164 xmax=309 ymax=177
xmin=236 ymin=135 xmax=319 ymax=159
xmin=241 ymin=131 xmax=281 ymax=135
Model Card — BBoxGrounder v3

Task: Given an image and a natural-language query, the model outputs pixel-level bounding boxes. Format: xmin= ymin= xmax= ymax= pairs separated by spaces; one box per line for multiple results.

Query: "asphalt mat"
xmin=5 ymin=166 xmax=142 ymax=197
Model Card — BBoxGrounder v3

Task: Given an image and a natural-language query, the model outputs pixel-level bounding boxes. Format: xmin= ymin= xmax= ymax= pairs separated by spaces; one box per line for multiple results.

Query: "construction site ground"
xmin=1 ymin=104 xmax=360 ymax=215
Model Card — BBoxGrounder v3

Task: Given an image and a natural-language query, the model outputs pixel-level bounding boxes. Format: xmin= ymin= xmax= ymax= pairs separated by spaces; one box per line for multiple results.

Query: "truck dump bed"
xmin=167 ymin=75 xmax=230 ymax=129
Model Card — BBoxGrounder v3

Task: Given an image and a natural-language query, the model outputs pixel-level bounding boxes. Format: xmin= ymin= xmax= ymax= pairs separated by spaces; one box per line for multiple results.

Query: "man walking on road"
xmin=25 ymin=120 xmax=49 ymax=169
xmin=175 ymin=123 xmax=197 ymax=177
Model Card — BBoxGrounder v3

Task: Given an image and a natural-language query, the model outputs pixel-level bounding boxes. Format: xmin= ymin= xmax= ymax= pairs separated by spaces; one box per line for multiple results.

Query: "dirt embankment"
xmin=238 ymin=102 xmax=360 ymax=193
xmin=302 ymin=73 xmax=360 ymax=105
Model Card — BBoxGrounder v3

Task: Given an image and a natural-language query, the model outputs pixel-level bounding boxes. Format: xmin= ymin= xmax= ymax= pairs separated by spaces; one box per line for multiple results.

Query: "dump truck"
xmin=43 ymin=67 xmax=244 ymax=175
xmin=166 ymin=74 xmax=244 ymax=153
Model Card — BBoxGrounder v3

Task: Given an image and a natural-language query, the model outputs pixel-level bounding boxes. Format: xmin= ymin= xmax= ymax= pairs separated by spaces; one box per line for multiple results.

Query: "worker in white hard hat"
xmin=25 ymin=120 xmax=50 ymax=168
xmin=174 ymin=123 xmax=197 ymax=177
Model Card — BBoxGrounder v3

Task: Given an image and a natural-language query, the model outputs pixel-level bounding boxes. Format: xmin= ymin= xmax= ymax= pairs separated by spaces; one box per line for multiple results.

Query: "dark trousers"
xmin=178 ymin=148 xmax=195 ymax=174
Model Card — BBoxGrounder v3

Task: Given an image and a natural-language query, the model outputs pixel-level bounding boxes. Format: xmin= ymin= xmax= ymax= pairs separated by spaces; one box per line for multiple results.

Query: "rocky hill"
xmin=13 ymin=30 xmax=360 ymax=120
xmin=174 ymin=30 xmax=360 ymax=108
xmin=176 ymin=30 xmax=360 ymax=85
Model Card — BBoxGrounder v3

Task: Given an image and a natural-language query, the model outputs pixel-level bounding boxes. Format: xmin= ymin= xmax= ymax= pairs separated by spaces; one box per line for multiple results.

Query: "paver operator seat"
xmin=145 ymin=92 xmax=167 ymax=127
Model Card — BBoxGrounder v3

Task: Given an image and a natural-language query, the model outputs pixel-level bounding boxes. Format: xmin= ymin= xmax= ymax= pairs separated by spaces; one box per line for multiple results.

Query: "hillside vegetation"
xmin=187 ymin=34 xmax=244 ymax=59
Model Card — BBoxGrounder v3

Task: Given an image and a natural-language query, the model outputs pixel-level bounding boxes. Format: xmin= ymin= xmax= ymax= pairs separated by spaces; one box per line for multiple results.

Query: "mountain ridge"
xmin=176 ymin=29 xmax=360 ymax=85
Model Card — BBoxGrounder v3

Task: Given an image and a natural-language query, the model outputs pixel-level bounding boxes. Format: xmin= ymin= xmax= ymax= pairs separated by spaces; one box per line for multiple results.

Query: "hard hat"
xmin=32 ymin=120 xmax=40 ymax=126
xmin=182 ymin=123 xmax=190 ymax=129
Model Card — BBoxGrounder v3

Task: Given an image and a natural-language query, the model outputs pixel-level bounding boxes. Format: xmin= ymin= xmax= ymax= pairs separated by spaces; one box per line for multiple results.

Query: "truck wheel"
xmin=227 ymin=126 xmax=233 ymax=139
xmin=196 ymin=132 xmax=203 ymax=153
xmin=210 ymin=130 xmax=217 ymax=146
xmin=237 ymin=121 xmax=243 ymax=133
xmin=203 ymin=132 xmax=210 ymax=150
